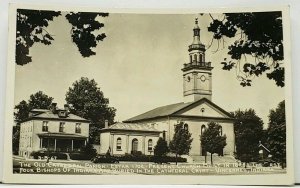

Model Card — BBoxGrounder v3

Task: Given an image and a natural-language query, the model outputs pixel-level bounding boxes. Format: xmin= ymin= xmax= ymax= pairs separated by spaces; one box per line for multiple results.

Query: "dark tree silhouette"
xmin=14 ymin=91 xmax=54 ymax=123
xmin=65 ymin=77 xmax=116 ymax=144
xmin=233 ymin=109 xmax=264 ymax=167
xmin=206 ymin=12 xmax=284 ymax=87
xmin=16 ymin=9 xmax=108 ymax=65
xmin=169 ymin=122 xmax=193 ymax=164
xmin=201 ymin=122 xmax=226 ymax=165
xmin=154 ymin=137 xmax=169 ymax=157
xmin=267 ymin=100 xmax=286 ymax=168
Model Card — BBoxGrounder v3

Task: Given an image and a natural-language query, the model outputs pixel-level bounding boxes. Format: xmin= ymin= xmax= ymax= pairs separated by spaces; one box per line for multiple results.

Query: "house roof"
xmin=100 ymin=122 xmax=161 ymax=133
xmin=124 ymin=98 xmax=234 ymax=123
xmin=22 ymin=109 xmax=90 ymax=123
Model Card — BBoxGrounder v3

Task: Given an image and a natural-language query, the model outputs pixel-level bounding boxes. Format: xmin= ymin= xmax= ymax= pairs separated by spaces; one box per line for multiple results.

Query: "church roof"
xmin=100 ymin=122 xmax=161 ymax=133
xmin=124 ymin=98 xmax=234 ymax=123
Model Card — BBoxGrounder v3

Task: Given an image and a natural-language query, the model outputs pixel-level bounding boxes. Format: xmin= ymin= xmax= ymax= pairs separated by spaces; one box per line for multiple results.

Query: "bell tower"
xmin=182 ymin=18 xmax=213 ymax=103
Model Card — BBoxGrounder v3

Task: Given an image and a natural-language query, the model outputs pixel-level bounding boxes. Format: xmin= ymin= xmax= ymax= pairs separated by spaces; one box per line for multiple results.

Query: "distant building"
xmin=99 ymin=18 xmax=235 ymax=158
xmin=18 ymin=103 xmax=90 ymax=157
xmin=258 ymin=141 xmax=271 ymax=160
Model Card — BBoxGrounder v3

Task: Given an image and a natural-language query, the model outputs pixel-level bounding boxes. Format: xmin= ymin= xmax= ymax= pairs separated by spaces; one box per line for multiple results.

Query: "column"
xmin=54 ymin=139 xmax=57 ymax=151
xmin=126 ymin=135 xmax=129 ymax=154
xmin=71 ymin=139 xmax=74 ymax=151
xmin=142 ymin=136 xmax=146 ymax=154
xmin=40 ymin=138 xmax=43 ymax=148
xmin=111 ymin=134 xmax=114 ymax=155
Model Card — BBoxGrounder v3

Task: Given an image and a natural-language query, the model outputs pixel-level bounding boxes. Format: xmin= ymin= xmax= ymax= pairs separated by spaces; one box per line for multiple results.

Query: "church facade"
xmin=99 ymin=18 xmax=235 ymax=157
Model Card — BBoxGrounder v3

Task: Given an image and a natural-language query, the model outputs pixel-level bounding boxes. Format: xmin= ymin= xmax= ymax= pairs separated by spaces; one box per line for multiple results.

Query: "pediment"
xmin=173 ymin=100 xmax=232 ymax=119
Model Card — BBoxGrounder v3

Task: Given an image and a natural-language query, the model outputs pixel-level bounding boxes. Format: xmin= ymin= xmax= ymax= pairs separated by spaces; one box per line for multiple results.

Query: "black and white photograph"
xmin=2 ymin=4 xmax=294 ymax=185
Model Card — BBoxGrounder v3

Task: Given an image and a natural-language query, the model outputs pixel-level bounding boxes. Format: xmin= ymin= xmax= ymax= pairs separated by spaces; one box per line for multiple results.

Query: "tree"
xmin=154 ymin=137 xmax=169 ymax=158
xmin=267 ymin=100 xmax=286 ymax=168
xmin=13 ymin=91 xmax=53 ymax=154
xmin=16 ymin=9 xmax=108 ymax=65
xmin=14 ymin=91 xmax=54 ymax=123
xmin=205 ymin=12 xmax=284 ymax=87
xmin=233 ymin=109 xmax=264 ymax=167
xmin=169 ymin=122 xmax=193 ymax=164
xmin=65 ymin=77 xmax=116 ymax=144
xmin=201 ymin=122 xmax=227 ymax=165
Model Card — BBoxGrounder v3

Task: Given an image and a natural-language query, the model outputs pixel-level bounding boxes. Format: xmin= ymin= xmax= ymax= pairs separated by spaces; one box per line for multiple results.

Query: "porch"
xmin=38 ymin=133 xmax=88 ymax=152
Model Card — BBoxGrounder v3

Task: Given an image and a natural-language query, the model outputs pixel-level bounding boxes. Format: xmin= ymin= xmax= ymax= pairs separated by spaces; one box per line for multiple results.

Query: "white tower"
xmin=182 ymin=18 xmax=213 ymax=103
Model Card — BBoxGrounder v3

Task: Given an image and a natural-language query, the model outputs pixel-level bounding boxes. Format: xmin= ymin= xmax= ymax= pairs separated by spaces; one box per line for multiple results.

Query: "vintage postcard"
xmin=2 ymin=4 xmax=294 ymax=185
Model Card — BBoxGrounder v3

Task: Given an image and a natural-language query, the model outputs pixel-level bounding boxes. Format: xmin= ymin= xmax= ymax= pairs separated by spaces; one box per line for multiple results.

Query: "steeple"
xmin=192 ymin=18 xmax=201 ymax=45
xmin=182 ymin=18 xmax=213 ymax=103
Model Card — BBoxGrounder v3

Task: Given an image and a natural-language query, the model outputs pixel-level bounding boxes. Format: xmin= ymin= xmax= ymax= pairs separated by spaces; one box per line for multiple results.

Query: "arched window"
xmin=194 ymin=54 xmax=197 ymax=62
xmin=132 ymin=138 xmax=138 ymax=152
xmin=219 ymin=126 xmax=223 ymax=136
xmin=116 ymin=137 xmax=122 ymax=150
xmin=199 ymin=54 xmax=203 ymax=63
xmin=148 ymin=139 xmax=153 ymax=151
xmin=190 ymin=55 xmax=192 ymax=63
xmin=201 ymin=124 xmax=206 ymax=135
xmin=184 ymin=123 xmax=189 ymax=130
xmin=201 ymin=108 xmax=205 ymax=113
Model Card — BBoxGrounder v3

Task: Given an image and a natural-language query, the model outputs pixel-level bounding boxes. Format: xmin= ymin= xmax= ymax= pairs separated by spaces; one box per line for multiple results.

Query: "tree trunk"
xmin=175 ymin=154 xmax=178 ymax=165
xmin=244 ymin=162 xmax=247 ymax=168
xmin=211 ymin=153 xmax=213 ymax=165
xmin=205 ymin=153 xmax=207 ymax=163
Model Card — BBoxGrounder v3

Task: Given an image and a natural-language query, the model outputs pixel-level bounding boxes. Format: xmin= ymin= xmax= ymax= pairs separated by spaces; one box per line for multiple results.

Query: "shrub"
xmin=69 ymin=152 xmax=91 ymax=160
xmin=30 ymin=151 xmax=68 ymax=160
xmin=114 ymin=153 xmax=186 ymax=163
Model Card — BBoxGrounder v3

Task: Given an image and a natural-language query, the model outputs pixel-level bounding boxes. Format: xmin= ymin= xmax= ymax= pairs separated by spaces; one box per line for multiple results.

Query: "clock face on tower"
xmin=200 ymin=75 xmax=206 ymax=82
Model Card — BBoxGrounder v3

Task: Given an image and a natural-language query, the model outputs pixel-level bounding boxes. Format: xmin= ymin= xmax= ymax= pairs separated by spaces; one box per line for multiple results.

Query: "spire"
xmin=192 ymin=18 xmax=201 ymax=44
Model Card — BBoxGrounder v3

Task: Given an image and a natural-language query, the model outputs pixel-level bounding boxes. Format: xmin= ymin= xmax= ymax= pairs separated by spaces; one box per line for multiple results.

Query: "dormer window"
xmin=58 ymin=111 xmax=67 ymax=118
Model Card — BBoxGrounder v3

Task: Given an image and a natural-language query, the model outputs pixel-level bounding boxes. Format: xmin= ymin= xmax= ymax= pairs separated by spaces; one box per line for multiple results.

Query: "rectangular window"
xmin=42 ymin=121 xmax=48 ymax=132
xmin=148 ymin=139 xmax=153 ymax=151
xmin=59 ymin=122 xmax=65 ymax=132
xmin=75 ymin=123 xmax=81 ymax=133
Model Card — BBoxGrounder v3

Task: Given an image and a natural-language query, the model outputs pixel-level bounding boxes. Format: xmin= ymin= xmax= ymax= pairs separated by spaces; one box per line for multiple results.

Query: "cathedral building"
xmin=99 ymin=19 xmax=235 ymax=158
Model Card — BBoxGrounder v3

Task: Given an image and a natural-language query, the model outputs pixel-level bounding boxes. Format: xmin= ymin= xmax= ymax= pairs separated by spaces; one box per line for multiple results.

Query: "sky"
xmin=14 ymin=12 xmax=285 ymax=128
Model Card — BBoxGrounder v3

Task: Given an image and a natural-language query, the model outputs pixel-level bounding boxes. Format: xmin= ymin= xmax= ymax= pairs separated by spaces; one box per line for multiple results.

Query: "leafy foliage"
xmin=169 ymin=122 xmax=193 ymax=164
xmin=14 ymin=91 xmax=54 ymax=123
xmin=16 ymin=9 xmax=61 ymax=65
xmin=206 ymin=12 xmax=284 ymax=87
xmin=65 ymin=12 xmax=109 ymax=57
xmin=154 ymin=137 xmax=169 ymax=157
xmin=233 ymin=109 xmax=264 ymax=165
xmin=267 ymin=100 xmax=286 ymax=168
xmin=65 ymin=77 xmax=116 ymax=144
xmin=16 ymin=9 xmax=108 ymax=65
xmin=201 ymin=122 xmax=226 ymax=164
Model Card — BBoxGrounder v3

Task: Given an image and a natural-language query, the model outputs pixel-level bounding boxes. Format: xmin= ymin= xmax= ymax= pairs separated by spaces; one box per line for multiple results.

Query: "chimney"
xmin=105 ymin=120 xmax=108 ymax=128
xmin=64 ymin=104 xmax=69 ymax=114
xmin=51 ymin=103 xmax=57 ymax=114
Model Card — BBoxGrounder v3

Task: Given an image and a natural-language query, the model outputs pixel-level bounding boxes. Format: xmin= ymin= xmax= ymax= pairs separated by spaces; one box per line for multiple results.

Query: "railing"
xmin=183 ymin=61 xmax=212 ymax=68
